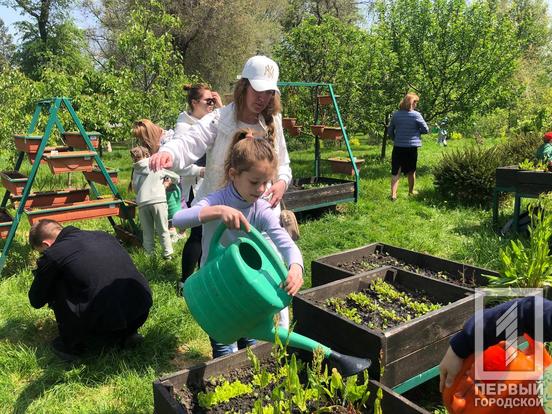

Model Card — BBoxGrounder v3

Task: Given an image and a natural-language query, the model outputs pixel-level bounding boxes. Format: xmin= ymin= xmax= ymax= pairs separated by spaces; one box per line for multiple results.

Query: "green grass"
xmin=0 ymin=134 xmax=513 ymax=412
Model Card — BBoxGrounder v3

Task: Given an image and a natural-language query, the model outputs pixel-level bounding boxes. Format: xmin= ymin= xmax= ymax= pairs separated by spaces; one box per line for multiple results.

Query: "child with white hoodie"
xmin=130 ymin=146 xmax=179 ymax=259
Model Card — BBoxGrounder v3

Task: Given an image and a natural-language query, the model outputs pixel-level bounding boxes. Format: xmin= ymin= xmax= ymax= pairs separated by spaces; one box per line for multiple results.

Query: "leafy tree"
xmin=282 ymin=0 xmax=362 ymax=30
xmin=0 ymin=19 xmax=15 ymax=68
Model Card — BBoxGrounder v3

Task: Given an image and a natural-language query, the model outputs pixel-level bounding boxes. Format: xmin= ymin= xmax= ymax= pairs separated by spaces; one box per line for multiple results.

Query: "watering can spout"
xmin=249 ymin=323 xmax=371 ymax=378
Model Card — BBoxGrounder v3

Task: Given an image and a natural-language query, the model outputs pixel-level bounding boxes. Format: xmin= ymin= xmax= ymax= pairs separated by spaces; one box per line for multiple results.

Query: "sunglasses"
xmin=203 ymin=98 xmax=216 ymax=106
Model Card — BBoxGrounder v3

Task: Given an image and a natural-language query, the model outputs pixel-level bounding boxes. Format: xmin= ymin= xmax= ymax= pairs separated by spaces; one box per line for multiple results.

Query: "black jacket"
xmin=29 ymin=226 xmax=152 ymax=333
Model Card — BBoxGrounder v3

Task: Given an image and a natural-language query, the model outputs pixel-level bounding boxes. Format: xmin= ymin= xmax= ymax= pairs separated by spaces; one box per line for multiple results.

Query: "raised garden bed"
xmin=83 ymin=167 xmax=119 ymax=185
xmin=293 ymin=266 xmax=475 ymax=387
xmin=10 ymin=188 xmax=90 ymax=208
xmin=62 ymin=131 xmax=101 ymax=149
xmin=43 ymin=150 xmax=96 ymax=174
xmin=495 ymin=165 xmax=552 ymax=194
xmin=13 ymin=134 xmax=43 ymax=153
xmin=311 ymin=242 xmax=498 ymax=288
xmin=283 ymin=176 xmax=355 ymax=212
xmin=327 ymin=157 xmax=365 ymax=175
xmin=25 ymin=197 xmax=123 ymax=225
xmin=0 ymin=208 xmax=13 ymax=239
xmin=153 ymin=342 xmax=430 ymax=414
xmin=0 ymin=171 xmax=28 ymax=195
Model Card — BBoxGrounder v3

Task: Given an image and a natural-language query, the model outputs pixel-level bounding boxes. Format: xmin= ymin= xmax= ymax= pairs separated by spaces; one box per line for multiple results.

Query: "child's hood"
xmin=133 ymin=158 xmax=151 ymax=175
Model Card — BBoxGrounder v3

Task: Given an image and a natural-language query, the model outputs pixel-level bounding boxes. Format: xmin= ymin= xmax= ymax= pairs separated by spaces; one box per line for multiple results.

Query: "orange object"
xmin=443 ymin=334 xmax=551 ymax=413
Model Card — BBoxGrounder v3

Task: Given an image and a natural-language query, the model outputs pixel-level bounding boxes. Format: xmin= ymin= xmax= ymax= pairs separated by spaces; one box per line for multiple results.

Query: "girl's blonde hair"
xmin=399 ymin=93 xmax=420 ymax=111
xmin=132 ymin=119 xmax=164 ymax=154
xmin=233 ymin=79 xmax=281 ymax=146
xmin=129 ymin=146 xmax=151 ymax=163
xmin=224 ymin=129 xmax=278 ymax=182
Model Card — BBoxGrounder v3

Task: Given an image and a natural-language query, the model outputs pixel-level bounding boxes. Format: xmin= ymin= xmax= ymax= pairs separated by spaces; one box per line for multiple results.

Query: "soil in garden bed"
xmin=321 ymin=279 xmax=444 ymax=331
xmin=287 ymin=182 xmax=330 ymax=192
xmin=0 ymin=209 xmax=12 ymax=222
xmin=335 ymin=251 xmax=478 ymax=288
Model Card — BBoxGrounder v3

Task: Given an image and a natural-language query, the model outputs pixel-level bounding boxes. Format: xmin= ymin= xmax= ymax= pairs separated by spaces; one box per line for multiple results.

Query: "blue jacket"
xmin=387 ymin=110 xmax=429 ymax=147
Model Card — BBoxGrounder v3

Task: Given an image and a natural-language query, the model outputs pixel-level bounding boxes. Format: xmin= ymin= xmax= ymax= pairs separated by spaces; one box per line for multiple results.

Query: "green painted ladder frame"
xmin=0 ymin=97 xmax=137 ymax=275
xmin=277 ymin=81 xmax=360 ymax=204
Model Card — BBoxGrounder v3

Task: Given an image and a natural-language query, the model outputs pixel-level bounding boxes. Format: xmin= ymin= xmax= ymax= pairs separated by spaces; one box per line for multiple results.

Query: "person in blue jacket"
xmin=387 ymin=93 xmax=429 ymax=201
xmin=439 ymin=296 xmax=552 ymax=392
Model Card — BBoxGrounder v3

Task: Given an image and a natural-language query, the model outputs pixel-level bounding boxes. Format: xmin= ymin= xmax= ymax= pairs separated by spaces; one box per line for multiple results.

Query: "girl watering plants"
xmin=387 ymin=93 xmax=429 ymax=201
xmin=172 ymin=130 xmax=303 ymax=358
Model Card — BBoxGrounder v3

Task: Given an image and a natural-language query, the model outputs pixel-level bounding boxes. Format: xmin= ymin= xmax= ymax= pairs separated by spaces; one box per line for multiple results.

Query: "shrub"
xmin=450 ymin=132 xmax=463 ymax=140
xmin=499 ymin=132 xmax=542 ymax=165
xmin=433 ymin=145 xmax=501 ymax=206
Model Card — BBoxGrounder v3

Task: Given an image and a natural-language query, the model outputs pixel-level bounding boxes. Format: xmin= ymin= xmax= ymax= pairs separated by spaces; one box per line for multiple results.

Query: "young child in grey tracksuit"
xmin=130 ymin=146 xmax=179 ymax=258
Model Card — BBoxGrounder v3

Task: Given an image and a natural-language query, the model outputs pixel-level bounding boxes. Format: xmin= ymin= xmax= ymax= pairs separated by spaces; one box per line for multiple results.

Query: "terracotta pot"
xmin=282 ymin=118 xmax=296 ymax=129
xmin=25 ymin=197 xmax=123 ymax=225
xmin=0 ymin=171 xmax=28 ymax=195
xmin=44 ymin=150 xmax=96 ymax=174
xmin=62 ymin=131 xmax=101 ymax=149
xmin=13 ymin=134 xmax=43 ymax=153
xmin=0 ymin=208 xmax=13 ymax=239
xmin=328 ymin=157 xmax=365 ymax=175
xmin=83 ymin=167 xmax=119 ymax=185
xmin=288 ymin=125 xmax=302 ymax=136
xmin=10 ymin=189 xmax=90 ymax=209
xmin=118 ymin=201 xmax=137 ymax=219
xmin=28 ymin=146 xmax=71 ymax=165
xmin=321 ymin=126 xmax=343 ymax=140
xmin=311 ymin=125 xmax=325 ymax=137
xmin=317 ymin=95 xmax=338 ymax=106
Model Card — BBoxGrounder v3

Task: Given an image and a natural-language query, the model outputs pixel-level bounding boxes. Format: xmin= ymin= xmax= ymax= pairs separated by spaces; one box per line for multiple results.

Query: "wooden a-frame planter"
xmin=0 ymin=208 xmax=13 ymax=239
xmin=28 ymin=146 xmax=71 ymax=164
xmin=25 ymin=197 xmax=124 ymax=225
xmin=13 ymin=134 xmax=43 ymax=153
xmin=328 ymin=157 xmax=365 ymax=175
xmin=10 ymin=189 xmax=90 ymax=209
xmin=83 ymin=167 xmax=119 ymax=185
xmin=62 ymin=131 xmax=101 ymax=149
xmin=283 ymin=176 xmax=355 ymax=212
xmin=152 ymin=342 xmax=430 ymax=414
xmin=0 ymin=171 xmax=28 ymax=195
xmin=43 ymin=150 xmax=96 ymax=174
xmin=311 ymin=242 xmax=498 ymax=288
xmin=293 ymin=266 xmax=475 ymax=387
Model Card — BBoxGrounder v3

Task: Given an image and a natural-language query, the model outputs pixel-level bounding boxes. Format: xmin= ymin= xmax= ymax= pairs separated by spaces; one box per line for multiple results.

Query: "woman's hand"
xmin=264 ymin=179 xmax=286 ymax=207
xmin=150 ymin=152 xmax=173 ymax=172
xmin=199 ymin=206 xmax=250 ymax=232
xmin=282 ymin=263 xmax=303 ymax=296
xmin=439 ymin=346 xmax=464 ymax=392
xmin=212 ymin=91 xmax=224 ymax=108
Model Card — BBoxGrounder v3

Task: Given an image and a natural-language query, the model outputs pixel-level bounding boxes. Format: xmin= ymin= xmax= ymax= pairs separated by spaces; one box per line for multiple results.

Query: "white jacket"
xmin=171 ymin=113 xmax=204 ymax=203
xmin=131 ymin=158 xmax=179 ymax=207
xmin=160 ymin=102 xmax=292 ymax=203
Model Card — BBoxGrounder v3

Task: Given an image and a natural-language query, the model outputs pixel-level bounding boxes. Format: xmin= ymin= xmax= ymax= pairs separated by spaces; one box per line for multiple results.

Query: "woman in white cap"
xmin=149 ymin=56 xmax=293 ymax=345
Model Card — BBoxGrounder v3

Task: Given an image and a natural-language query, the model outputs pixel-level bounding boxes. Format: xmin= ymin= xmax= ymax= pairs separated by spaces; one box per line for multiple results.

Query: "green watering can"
xmin=183 ymin=223 xmax=371 ymax=377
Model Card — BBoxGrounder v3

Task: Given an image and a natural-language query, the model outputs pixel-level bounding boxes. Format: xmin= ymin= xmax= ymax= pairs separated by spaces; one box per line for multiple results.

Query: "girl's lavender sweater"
xmin=172 ymin=184 xmax=303 ymax=269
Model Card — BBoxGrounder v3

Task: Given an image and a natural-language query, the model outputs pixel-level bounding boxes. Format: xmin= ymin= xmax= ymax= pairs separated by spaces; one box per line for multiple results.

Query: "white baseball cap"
xmin=241 ymin=55 xmax=280 ymax=94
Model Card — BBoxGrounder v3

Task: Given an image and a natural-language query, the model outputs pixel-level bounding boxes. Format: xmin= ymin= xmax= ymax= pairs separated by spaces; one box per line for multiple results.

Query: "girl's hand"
xmin=199 ymin=206 xmax=250 ymax=232
xmin=212 ymin=91 xmax=224 ymax=108
xmin=264 ymin=179 xmax=286 ymax=207
xmin=439 ymin=346 xmax=464 ymax=392
xmin=150 ymin=152 xmax=173 ymax=171
xmin=282 ymin=263 xmax=303 ymax=296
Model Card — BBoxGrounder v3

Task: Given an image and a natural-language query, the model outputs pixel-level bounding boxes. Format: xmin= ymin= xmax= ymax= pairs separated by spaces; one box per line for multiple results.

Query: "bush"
xmin=434 ymin=145 xmax=501 ymax=206
xmin=499 ymin=132 xmax=542 ymax=165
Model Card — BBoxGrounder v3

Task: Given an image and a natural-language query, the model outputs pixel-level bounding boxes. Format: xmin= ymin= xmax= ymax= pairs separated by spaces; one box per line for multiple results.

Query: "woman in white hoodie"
xmin=175 ymin=84 xmax=223 ymax=289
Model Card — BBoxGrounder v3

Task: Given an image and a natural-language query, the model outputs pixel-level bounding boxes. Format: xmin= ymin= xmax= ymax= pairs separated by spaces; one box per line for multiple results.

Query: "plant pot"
xmin=118 ymin=200 xmax=137 ymax=219
xmin=62 ymin=131 xmax=101 ymax=149
xmin=27 ymin=146 xmax=71 ymax=165
xmin=0 ymin=208 xmax=13 ymax=239
xmin=13 ymin=134 xmax=43 ymax=153
xmin=282 ymin=117 xmax=296 ymax=129
xmin=152 ymin=342 xmax=431 ymax=414
xmin=293 ymin=266 xmax=475 ymax=387
xmin=10 ymin=189 xmax=91 ymax=209
xmin=317 ymin=95 xmax=338 ymax=106
xmin=311 ymin=242 xmax=498 ymax=288
xmin=283 ymin=176 xmax=355 ymax=212
xmin=113 ymin=224 xmax=142 ymax=247
xmin=287 ymin=125 xmax=302 ymax=136
xmin=0 ymin=171 xmax=28 ymax=195
xmin=83 ymin=167 xmax=119 ymax=185
xmin=328 ymin=157 xmax=365 ymax=175
xmin=321 ymin=126 xmax=343 ymax=141
xmin=310 ymin=124 xmax=325 ymax=137
xmin=43 ymin=150 xmax=96 ymax=174
xmin=25 ymin=197 xmax=123 ymax=225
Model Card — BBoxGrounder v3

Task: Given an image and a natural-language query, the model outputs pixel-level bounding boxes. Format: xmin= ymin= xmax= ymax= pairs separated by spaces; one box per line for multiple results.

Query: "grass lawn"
xmin=0 ymin=133 xmax=513 ymax=412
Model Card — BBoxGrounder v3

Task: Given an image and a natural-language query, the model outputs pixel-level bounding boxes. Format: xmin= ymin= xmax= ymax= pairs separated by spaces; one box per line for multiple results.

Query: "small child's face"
xmin=229 ymin=160 xmax=275 ymax=203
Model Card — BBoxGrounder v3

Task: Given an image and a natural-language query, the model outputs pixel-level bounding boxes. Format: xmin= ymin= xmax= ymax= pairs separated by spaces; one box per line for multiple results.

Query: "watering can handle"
xmin=209 ymin=222 xmax=289 ymax=284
